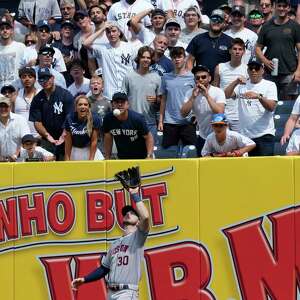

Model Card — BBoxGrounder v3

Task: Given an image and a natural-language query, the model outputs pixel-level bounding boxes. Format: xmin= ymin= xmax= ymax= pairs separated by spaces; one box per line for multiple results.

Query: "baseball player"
xmin=71 ymin=167 xmax=149 ymax=300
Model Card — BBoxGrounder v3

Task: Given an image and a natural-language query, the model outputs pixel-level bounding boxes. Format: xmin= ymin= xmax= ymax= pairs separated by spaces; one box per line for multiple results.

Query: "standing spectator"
xmin=18 ymin=0 xmax=61 ymax=28
xmin=286 ymin=129 xmax=300 ymax=155
xmin=260 ymin=0 xmax=274 ymax=23
xmin=164 ymin=18 xmax=187 ymax=59
xmin=225 ymin=57 xmax=278 ymax=156
xmin=180 ymin=64 xmax=226 ymax=156
xmin=186 ymin=9 xmax=233 ymax=77
xmin=214 ymin=38 xmax=248 ymax=131
xmin=122 ymin=46 xmax=162 ymax=144
xmin=150 ymin=34 xmax=174 ymax=77
xmin=255 ymin=0 xmax=300 ymax=100
xmin=0 ymin=95 xmax=30 ymax=161
xmin=15 ymin=67 xmax=40 ymax=136
xmin=179 ymin=6 xmax=207 ymax=45
xmin=201 ymin=113 xmax=256 ymax=157
xmin=281 ymin=94 xmax=300 ymax=144
xmin=64 ymin=95 xmax=104 ymax=160
xmin=103 ymin=92 xmax=154 ymax=159
xmin=106 ymin=0 xmax=154 ymax=40
xmin=88 ymin=5 xmax=108 ymax=45
xmin=224 ymin=6 xmax=258 ymax=63
xmin=159 ymin=47 xmax=197 ymax=149
xmin=218 ymin=3 xmax=232 ymax=31
xmin=83 ymin=22 xmax=136 ymax=100
xmin=67 ymin=59 xmax=90 ymax=96
xmin=1 ymin=85 xmax=17 ymax=112
xmin=21 ymin=20 xmax=67 ymax=73
xmin=24 ymin=32 xmax=38 ymax=48
xmin=0 ymin=16 xmax=26 ymax=89
xmin=247 ymin=9 xmax=265 ymax=34
xmin=29 ymin=67 xmax=74 ymax=160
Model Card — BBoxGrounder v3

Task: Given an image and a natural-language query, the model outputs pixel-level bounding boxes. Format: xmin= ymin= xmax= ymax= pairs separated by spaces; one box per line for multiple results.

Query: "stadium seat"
xmin=275 ymin=100 xmax=295 ymax=115
xmin=273 ymin=142 xmax=287 ymax=155
xmin=154 ymin=145 xmax=181 ymax=158
xmin=181 ymin=145 xmax=198 ymax=158
xmin=156 ymin=131 xmax=163 ymax=146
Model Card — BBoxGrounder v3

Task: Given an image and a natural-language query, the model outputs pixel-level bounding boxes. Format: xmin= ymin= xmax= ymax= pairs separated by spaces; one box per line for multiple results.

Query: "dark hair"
xmin=69 ymin=58 xmax=85 ymax=70
xmin=135 ymin=46 xmax=155 ymax=65
xmin=170 ymin=46 xmax=186 ymax=58
xmin=88 ymin=4 xmax=106 ymax=16
xmin=230 ymin=38 xmax=245 ymax=49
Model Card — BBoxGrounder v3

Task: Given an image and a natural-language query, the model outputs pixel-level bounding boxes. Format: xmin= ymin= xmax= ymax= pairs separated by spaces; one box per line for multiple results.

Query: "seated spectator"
xmin=103 ymin=92 xmax=154 ymax=159
xmin=64 ymin=95 xmax=104 ymax=160
xmin=67 ymin=59 xmax=90 ymax=96
xmin=24 ymin=32 xmax=38 ymax=48
xmin=19 ymin=134 xmax=54 ymax=161
xmin=201 ymin=113 xmax=256 ymax=157
xmin=286 ymin=129 xmax=300 ymax=155
xmin=0 ymin=95 xmax=30 ymax=161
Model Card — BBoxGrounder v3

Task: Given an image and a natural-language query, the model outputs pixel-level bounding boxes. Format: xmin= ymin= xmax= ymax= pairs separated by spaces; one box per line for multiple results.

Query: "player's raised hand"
xmin=71 ymin=277 xmax=85 ymax=291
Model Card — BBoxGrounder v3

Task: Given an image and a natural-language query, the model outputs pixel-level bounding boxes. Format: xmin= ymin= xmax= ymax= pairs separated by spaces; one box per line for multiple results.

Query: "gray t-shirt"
xmin=122 ymin=70 xmax=162 ymax=125
xmin=102 ymin=229 xmax=148 ymax=285
xmin=161 ymin=71 xmax=195 ymax=124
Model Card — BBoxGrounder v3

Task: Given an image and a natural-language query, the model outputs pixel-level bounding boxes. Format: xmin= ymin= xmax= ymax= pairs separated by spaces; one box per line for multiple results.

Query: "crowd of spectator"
xmin=0 ymin=0 xmax=300 ymax=161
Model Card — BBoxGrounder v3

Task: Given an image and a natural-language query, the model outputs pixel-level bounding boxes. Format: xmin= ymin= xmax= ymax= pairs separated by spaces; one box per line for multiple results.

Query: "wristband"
xmin=131 ymin=193 xmax=142 ymax=203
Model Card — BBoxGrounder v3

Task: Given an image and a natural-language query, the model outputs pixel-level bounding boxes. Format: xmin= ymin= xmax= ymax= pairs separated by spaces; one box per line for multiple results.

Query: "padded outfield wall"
xmin=0 ymin=158 xmax=299 ymax=300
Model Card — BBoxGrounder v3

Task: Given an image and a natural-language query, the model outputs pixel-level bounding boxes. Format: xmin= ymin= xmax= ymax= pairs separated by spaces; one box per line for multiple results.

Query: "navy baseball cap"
xmin=112 ymin=92 xmax=128 ymax=102
xmin=38 ymin=45 xmax=55 ymax=56
xmin=61 ymin=20 xmax=75 ymax=29
xmin=192 ymin=64 xmax=210 ymax=74
xmin=122 ymin=205 xmax=139 ymax=217
xmin=22 ymin=134 xmax=37 ymax=144
xmin=37 ymin=19 xmax=51 ymax=31
xmin=248 ymin=56 xmax=263 ymax=67
xmin=38 ymin=67 xmax=52 ymax=82
xmin=151 ymin=8 xmax=166 ymax=17
xmin=211 ymin=113 xmax=228 ymax=125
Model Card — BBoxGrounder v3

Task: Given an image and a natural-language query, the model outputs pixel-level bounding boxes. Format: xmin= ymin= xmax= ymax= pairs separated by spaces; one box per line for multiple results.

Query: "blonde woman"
xmin=64 ymin=95 xmax=104 ymax=160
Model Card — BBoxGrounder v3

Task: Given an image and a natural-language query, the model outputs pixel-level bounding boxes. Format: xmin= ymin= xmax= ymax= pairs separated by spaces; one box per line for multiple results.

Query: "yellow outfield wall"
xmin=0 ymin=158 xmax=299 ymax=300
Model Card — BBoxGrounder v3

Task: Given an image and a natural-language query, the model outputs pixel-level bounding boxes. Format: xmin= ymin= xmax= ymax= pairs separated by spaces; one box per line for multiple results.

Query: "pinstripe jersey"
xmin=101 ymin=229 xmax=148 ymax=285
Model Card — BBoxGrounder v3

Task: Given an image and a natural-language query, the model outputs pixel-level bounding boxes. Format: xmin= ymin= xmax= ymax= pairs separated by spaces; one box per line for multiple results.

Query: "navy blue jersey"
xmin=187 ymin=32 xmax=233 ymax=76
xmin=29 ymin=86 xmax=74 ymax=139
xmin=64 ymin=112 xmax=101 ymax=148
xmin=103 ymin=110 xmax=149 ymax=159
xmin=150 ymin=55 xmax=174 ymax=77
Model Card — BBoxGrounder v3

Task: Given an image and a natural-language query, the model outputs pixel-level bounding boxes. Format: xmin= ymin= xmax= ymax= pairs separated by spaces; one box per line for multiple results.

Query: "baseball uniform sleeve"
xmin=292 ymin=96 xmax=300 ymax=115
xmin=29 ymin=97 xmax=42 ymax=122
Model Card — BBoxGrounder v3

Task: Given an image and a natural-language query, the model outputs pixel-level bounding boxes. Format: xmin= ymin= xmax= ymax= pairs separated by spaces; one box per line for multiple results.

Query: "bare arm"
xmin=238 ymin=144 xmax=256 ymax=156
xmin=255 ymin=43 xmax=274 ymax=71
xmin=104 ymin=132 xmax=113 ymax=159
xmin=89 ymin=129 xmax=99 ymax=160
xmin=212 ymin=64 xmax=220 ymax=87
xmin=64 ymin=131 xmax=72 ymax=161
xmin=293 ymin=43 xmax=300 ymax=81
xmin=181 ymin=90 xmax=197 ymax=118
xmin=144 ymin=132 xmax=154 ymax=159
xmin=82 ymin=23 xmax=107 ymax=49
xmin=186 ymin=54 xmax=195 ymax=71
xmin=158 ymin=95 xmax=166 ymax=131
xmin=130 ymin=8 xmax=152 ymax=34
xmin=224 ymin=78 xmax=241 ymax=98
xmin=281 ymin=114 xmax=299 ymax=144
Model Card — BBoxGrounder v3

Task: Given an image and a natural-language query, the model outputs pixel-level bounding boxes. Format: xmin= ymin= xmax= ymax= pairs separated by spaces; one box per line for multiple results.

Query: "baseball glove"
xmin=115 ymin=166 xmax=141 ymax=190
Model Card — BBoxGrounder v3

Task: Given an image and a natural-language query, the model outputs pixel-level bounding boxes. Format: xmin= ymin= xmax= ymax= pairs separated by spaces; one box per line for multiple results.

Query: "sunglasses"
xmin=25 ymin=39 xmax=35 ymax=46
xmin=212 ymin=123 xmax=226 ymax=127
xmin=210 ymin=17 xmax=223 ymax=24
xmin=40 ymin=52 xmax=53 ymax=57
xmin=248 ymin=65 xmax=261 ymax=71
xmin=74 ymin=15 xmax=85 ymax=22
xmin=195 ymin=75 xmax=208 ymax=80
xmin=260 ymin=3 xmax=271 ymax=7
xmin=38 ymin=76 xmax=51 ymax=84
xmin=249 ymin=14 xmax=263 ymax=19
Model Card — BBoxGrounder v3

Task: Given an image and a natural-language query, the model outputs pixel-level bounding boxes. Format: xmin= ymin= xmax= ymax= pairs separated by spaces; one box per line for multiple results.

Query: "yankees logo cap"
xmin=122 ymin=205 xmax=139 ymax=217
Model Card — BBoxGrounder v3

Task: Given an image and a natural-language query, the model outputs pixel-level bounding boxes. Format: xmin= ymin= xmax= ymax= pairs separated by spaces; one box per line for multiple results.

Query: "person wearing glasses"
xmin=186 ymin=9 xmax=233 ymax=78
xmin=225 ymin=57 xmax=277 ymax=156
xmin=259 ymin=0 xmax=274 ymax=23
xmin=180 ymin=64 xmax=226 ymax=156
xmin=247 ymin=9 xmax=264 ymax=34
xmin=24 ymin=32 xmax=38 ymax=48
xmin=201 ymin=113 xmax=256 ymax=157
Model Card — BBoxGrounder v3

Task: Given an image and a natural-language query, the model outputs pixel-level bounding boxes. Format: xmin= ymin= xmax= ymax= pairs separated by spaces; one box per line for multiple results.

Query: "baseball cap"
xmin=74 ymin=10 xmax=89 ymax=20
xmin=19 ymin=66 xmax=36 ymax=78
xmin=218 ymin=4 xmax=232 ymax=13
xmin=151 ymin=8 xmax=166 ymax=17
xmin=231 ymin=5 xmax=246 ymax=16
xmin=1 ymin=85 xmax=16 ymax=94
xmin=210 ymin=9 xmax=225 ymax=20
xmin=192 ymin=64 xmax=210 ymax=75
xmin=112 ymin=92 xmax=128 ymax=102
xmin=0 ymin=16 xmax=13 ymax=27
xmin=38 ymin=67 xmax=52 ymax=82
xmin=248 ymin=9 xmax=264 ymax=19
xmin=37 ymin=19 xmax=51 ymax=31
xmin=248 ymin=56 xmax=263 ymax=67
xmin=211 ymin=113 xmax=228 ymax=125
xmin=164 ymin=18 xmax=181 ymax=29
xmin=22 ymin=134 xmax=37 ymax=144
xmin=122 ymin=205 xmax=139 ymax=217
xmin=61 ymin=20 xmax=75 ymax=29
xmin=38 ymin=45 xmax=55 ymax=56
xmin=0 ymin=95 xmax=11 ymax=106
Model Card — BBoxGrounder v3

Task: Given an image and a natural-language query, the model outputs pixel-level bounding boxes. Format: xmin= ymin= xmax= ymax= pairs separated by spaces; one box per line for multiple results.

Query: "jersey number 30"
xmin=117 ymin=255 xmax=129 ymax=266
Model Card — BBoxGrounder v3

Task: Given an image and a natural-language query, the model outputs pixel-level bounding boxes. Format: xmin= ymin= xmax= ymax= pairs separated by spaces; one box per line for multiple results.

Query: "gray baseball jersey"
xmin=102 ymin=228 xmax=148 ymax=286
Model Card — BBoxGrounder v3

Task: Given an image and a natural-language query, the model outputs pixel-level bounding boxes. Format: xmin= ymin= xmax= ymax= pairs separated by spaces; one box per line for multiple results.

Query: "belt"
xmin=108 ymin=284 xmax=138 ymax=291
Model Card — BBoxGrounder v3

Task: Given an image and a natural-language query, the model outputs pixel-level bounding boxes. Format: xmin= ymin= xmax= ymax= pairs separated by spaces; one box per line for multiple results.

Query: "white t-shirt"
xmin=218 ymin=61 xmax=248 ymax=121
xmin=164 ymin=40 xmax=188 ymax=59
xmin=234 ymin=79 xmax=278 ymax=138
xmin=19 ymin=146 xmax=54 ymax=160
xmin=201 ymin=129 xmax=255 ymax=156
xmin=183 ymin=85 xmax=226 ymax=139
xmin=286 ymin=129 xmax=300 ymax=154
xmin=291 ymin=95 xmax=300 ymax=115
xmin=224 ymin=27 xmax=258 ymax=64
xmin=0 ymin=41 xmax=26 ymax=89
xmin=92 ymin=41 xmax=136 ymax=100
xmin=107 ymin=0 xmax=154 ymax=40
xmin=67 ymin=77 xmax=90 ymax=97
xmin=21 ymin=46 xmax=67 ymax=73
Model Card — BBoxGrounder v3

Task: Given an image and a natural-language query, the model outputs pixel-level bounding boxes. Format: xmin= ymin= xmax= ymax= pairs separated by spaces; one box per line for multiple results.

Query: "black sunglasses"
xmin=74 ymin=15 xmax=85 ymax=22
xmin=248 ymin=65 xmax=261 ymax=71
xmin=195 ymin=75 xmax=208 ymax=80
xmin=25 ymin=39 xmax=35 ymax=46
